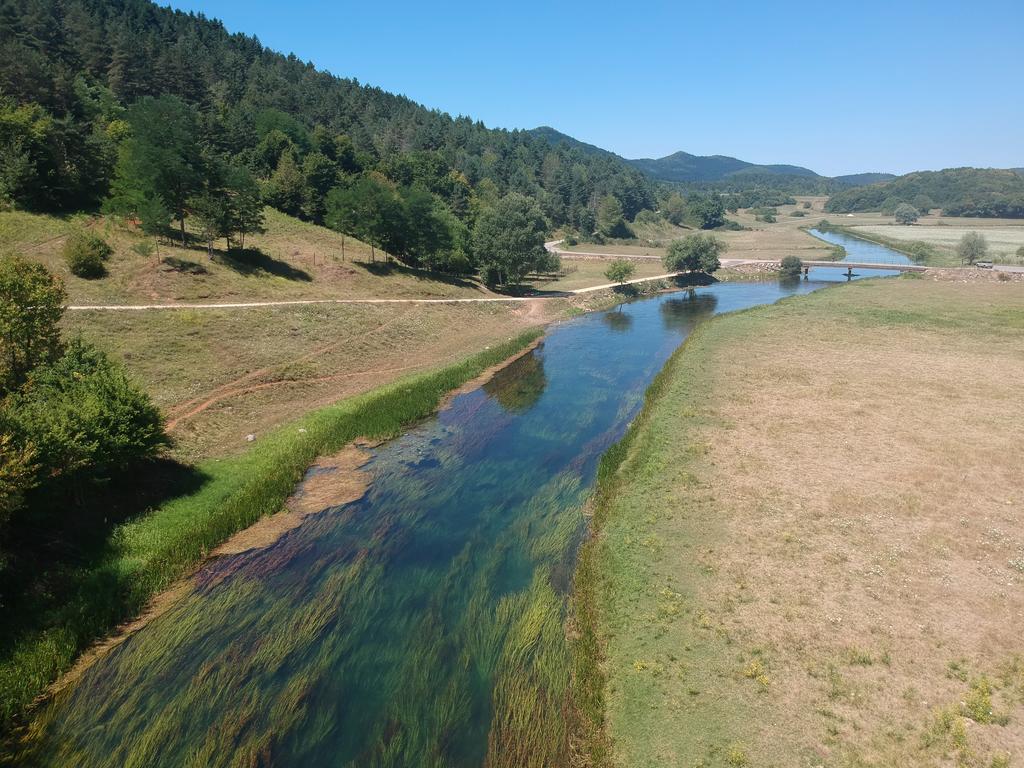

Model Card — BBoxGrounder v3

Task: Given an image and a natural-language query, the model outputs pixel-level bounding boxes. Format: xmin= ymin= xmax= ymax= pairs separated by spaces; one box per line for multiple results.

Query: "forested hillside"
xmin=825 ymin=168 xmax=1024 ymax=217
xmin=0 ymin=0 xmax=655 ymax=273
xmin=625 ymin=150 xmax=818 ymax=183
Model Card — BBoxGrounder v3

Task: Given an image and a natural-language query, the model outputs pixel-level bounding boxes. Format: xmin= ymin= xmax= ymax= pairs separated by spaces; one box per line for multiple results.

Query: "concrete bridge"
xmin=797 ymin=260 xmax=926 ymax=274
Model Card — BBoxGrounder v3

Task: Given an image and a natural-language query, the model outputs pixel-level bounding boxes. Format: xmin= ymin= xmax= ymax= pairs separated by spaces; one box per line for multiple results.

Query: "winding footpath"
xmin=67 ymin=269 xmax=686 ymax=311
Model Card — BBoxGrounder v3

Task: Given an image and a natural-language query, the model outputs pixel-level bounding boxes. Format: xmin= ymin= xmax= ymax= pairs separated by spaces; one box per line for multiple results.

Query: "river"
xmin=29 ymin=245 xmax=906 ymax=766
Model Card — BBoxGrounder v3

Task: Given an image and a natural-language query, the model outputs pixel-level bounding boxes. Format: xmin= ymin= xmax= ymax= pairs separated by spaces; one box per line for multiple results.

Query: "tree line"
xmin=825 ymin=168 xmax=1024 ymax=218
xmin=0 ymin=0 xmax=658 ymax=280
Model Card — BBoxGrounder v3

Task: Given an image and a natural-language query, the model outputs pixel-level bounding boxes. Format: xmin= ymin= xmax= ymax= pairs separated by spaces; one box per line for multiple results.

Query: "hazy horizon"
xmin=170 ymin=0 xmax=1021 ymax=176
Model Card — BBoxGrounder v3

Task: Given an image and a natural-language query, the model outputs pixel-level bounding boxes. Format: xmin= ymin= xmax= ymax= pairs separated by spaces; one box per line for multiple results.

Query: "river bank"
xmin=581 ymin=276 xmax=1024 ymax=766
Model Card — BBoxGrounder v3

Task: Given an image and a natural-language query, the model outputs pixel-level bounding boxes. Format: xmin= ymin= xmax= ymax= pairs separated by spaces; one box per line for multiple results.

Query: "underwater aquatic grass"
xmin=0 ymin=329 xmax=542 ymax=748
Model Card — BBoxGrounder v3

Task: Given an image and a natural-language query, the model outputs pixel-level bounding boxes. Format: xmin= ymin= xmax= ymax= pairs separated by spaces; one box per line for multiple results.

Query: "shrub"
xmin=790 ymin=210 xmax=806 ymax=217
xmin=604 ymin=259 xmax=635 ymax=284
xmin=62 ymin=230 xmax=112 ymax=278
xmin=780 ymin=256 xmax=803 ymax=276
xmin=803 ymin=201 xmax=812 ymax=209
xmin=3 ymin=339 xmax=168 ymax=482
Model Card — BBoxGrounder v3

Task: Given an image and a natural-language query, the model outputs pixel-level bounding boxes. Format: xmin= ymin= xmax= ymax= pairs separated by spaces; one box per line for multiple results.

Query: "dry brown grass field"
xmin=0 ymin=208 xmax=493 ymax=304
xmin=593 ymin=277 xmax=1024 ymax=767
xmin=65 ymin=299 xmax=556 ymax=462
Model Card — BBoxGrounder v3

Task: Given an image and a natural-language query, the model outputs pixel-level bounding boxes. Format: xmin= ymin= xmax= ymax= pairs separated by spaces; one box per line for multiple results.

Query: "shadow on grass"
xmin=356 ymin=260 xmax=482 ymax=290
xmin=160 ymin=256 xmax=209 ymax=275
xmin=214 ymin=249 xmax=312 ymax=281
xmin=0 ymin=458 xmax=208 ymax=659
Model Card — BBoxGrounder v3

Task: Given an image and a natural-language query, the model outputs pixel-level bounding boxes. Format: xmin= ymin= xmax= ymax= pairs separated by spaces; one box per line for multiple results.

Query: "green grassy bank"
xmin=570 ymin=278 xmax=1024 ymax=767
xmin=0 ymin=328 xmax=542 ymax=744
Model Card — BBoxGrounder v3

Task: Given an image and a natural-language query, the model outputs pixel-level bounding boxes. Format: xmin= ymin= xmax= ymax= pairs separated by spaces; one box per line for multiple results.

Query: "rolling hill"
xmin=624 ymin=151 xmax=819 ymax=183
xmin=825 ymin=167 xmax=1024 ymax=217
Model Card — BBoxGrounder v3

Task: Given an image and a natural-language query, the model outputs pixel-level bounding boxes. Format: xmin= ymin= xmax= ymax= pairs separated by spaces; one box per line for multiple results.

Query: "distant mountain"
xmin=624 ymin=151 xmax=820 ymax=183
xmin=833 ymin=172 xmax=897 ymax=187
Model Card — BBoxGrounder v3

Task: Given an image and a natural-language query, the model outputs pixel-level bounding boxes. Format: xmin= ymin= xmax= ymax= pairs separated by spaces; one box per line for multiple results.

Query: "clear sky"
xmin=170 ymin=0 xmax=1022 ymax=176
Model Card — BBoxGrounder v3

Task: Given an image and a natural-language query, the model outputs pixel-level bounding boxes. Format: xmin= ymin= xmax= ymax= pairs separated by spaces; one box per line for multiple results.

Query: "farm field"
xmin=587 ymin=277 xmax=1024 ymax=767
xmin=851 ymin=222 xmax=1024 ymax=263
xmin=561 ymin=197 xmax=857 ymax=263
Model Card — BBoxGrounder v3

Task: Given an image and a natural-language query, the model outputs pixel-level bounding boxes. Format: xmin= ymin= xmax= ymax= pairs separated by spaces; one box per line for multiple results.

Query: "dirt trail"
xmin=165 ymin=309 xmax=414 ymax=430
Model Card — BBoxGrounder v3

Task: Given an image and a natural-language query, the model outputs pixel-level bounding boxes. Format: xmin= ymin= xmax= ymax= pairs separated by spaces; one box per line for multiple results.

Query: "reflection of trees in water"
xmin=602 ymin=308 xmax=633 ymax=333
xmin=659 ymin=291 xmax=719 ymax=332
xmin=482 ymin=348 xmax=548 ymax=414
xmin=777 ymin=275 xmax=804 ymax=294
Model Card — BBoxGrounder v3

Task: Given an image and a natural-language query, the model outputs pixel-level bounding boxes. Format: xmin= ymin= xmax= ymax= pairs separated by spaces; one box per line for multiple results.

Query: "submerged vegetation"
xmin=0 ymin=327 xmax=541 ymax=747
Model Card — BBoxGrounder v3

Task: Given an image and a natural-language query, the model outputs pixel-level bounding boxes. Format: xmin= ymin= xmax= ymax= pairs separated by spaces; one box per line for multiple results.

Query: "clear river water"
xmin=31 ymin=240 xmax=907 ymax=767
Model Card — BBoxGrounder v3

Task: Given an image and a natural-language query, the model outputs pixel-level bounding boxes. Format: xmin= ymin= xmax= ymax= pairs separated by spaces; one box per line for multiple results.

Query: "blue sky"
xmin=170 ymin=0 xmax=1022 ymax=176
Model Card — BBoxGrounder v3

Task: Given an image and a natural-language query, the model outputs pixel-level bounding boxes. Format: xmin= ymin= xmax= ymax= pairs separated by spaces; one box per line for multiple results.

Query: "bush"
xmin=3 ymin=339 xmax=168 ymax=482
xmin=780 ymin=256 xmax=803 ymax=276
xmin=790 ymin=210 xmax=806 ymax=217
xmin=62 ymin=230 xmax=112 ymax=278
xmin=803 ymin=201 xmax=812 ymax=209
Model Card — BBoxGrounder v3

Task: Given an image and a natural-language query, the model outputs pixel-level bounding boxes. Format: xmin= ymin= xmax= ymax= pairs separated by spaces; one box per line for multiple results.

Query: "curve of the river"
xmin=28 ymin=251 xmax=907 ymax=766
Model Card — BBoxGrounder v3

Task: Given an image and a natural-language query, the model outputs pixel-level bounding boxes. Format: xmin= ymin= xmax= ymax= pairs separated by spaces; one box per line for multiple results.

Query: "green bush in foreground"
xmin=62 ymin=231 xmax=112 ymax=278
xmin=780 ymin=256 xmax=803 ymax=277
xmin=3 ymin=340 xmax=168 ymax=482
xmin=0 ymin=328 xmax=541 ymax=740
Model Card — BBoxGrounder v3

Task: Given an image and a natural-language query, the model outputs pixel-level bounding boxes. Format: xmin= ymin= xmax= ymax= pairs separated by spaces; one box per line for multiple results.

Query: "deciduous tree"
xmin=0 ymin=255 xmax=66 ymax=394
xmin=664 ymin=233 xmax=725 ymax=274
xmin=957 ymin=231 xmax=988 ymax=265
xmin=472 ymin=193 xmax=547 ymax=287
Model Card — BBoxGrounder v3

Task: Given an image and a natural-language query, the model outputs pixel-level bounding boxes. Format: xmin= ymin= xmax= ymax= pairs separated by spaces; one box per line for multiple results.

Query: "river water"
xmin=808 ymin=227 xmax=912 ymax=273
xmin=31 ymin=251 xmax=903 ymax=766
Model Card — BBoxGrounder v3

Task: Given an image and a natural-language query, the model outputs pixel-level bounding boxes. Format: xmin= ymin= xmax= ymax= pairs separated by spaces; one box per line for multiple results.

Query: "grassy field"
xmin=65 ymin=300 xmax=553 ymax=462
xmin=561 ymin=197 xmax=845 ymax=263
xmin=0 ymin=208 xmax=492 ymax=304
xmin=582 ymin=277 xmax=1024 ymax=767
xmin=852 ymin=222 xmax=1024 ymax=264
xmin=524 ymin=258 xmax=670 ymax=291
